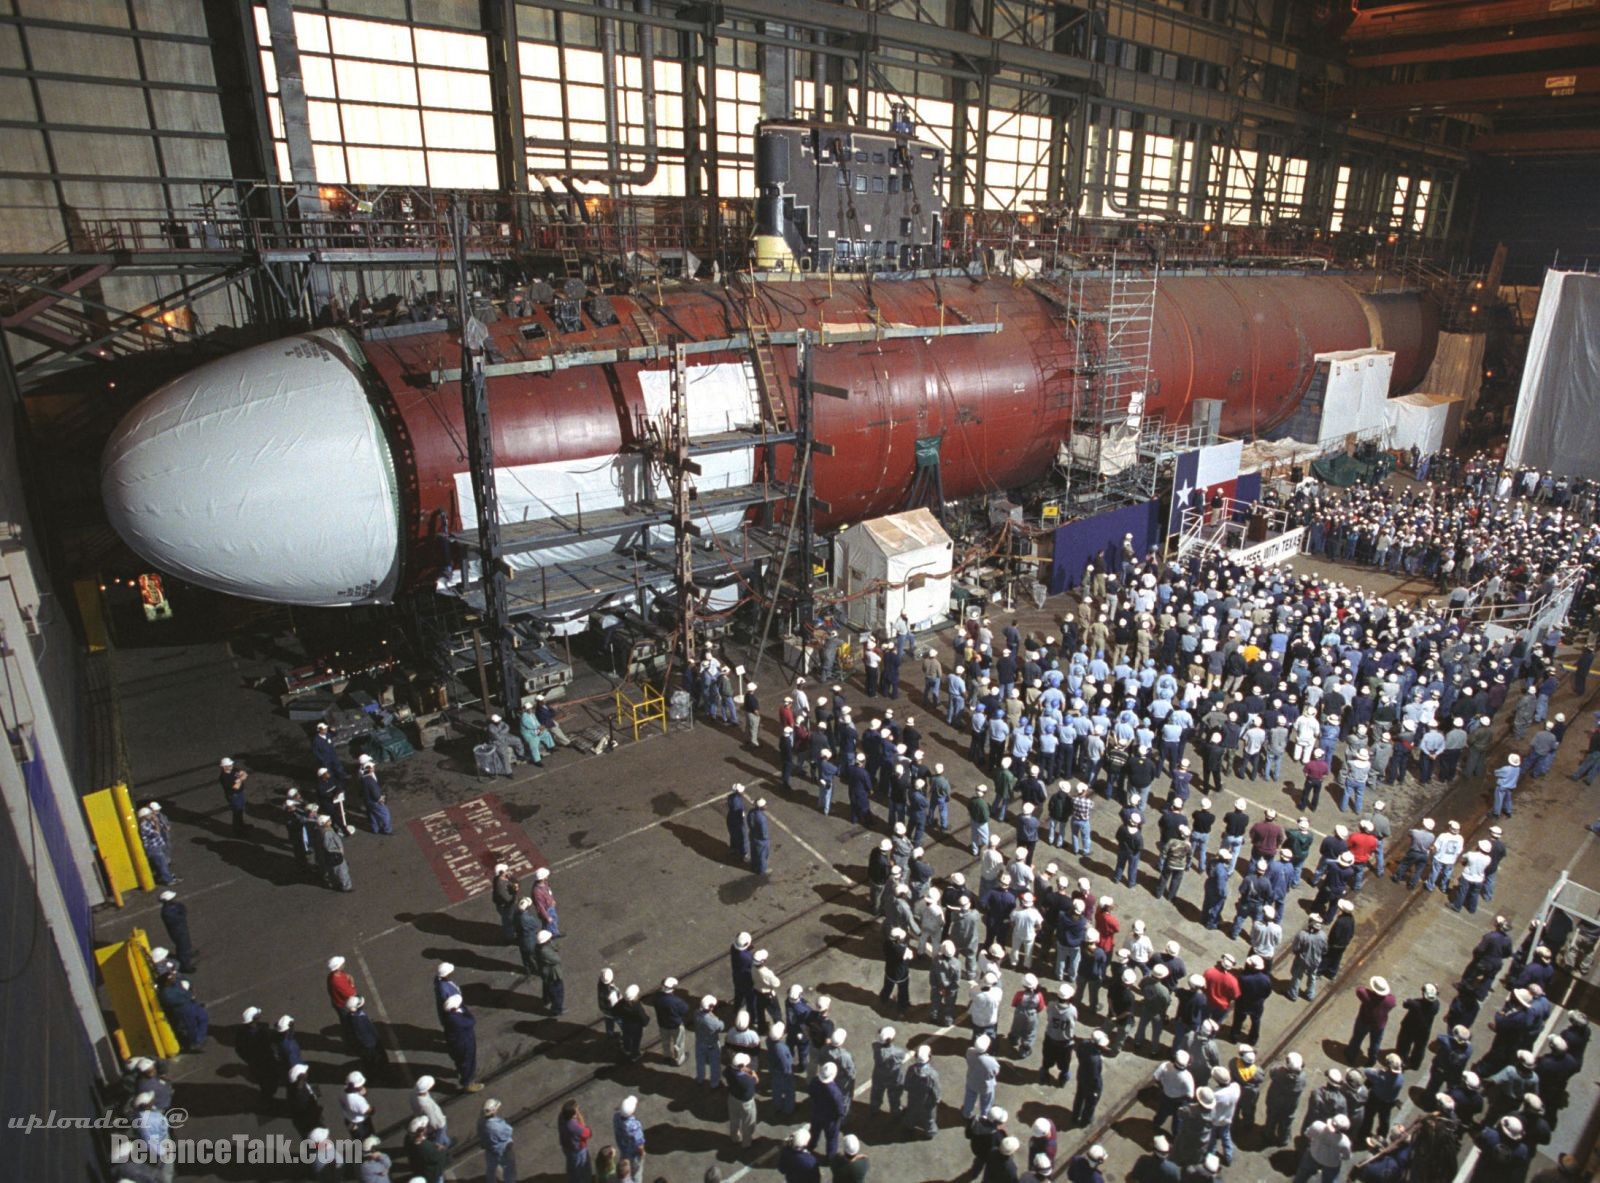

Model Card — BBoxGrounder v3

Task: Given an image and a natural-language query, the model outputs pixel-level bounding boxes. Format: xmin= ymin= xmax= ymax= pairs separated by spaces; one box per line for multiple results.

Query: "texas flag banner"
xmin=1168 ymin=439 xmax=1244 ymax=534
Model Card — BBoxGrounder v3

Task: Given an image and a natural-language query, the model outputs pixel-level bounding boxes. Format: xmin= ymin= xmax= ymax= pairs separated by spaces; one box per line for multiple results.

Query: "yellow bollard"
xmin=112 ymin=781 xmax=154 ymax=893
xmin=95 ymin=928 xmax=179 ymax=1059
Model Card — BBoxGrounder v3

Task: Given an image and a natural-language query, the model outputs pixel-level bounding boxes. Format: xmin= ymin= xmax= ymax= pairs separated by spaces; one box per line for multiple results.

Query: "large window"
xmin=1390 ymin=175 xmax=1411 ymax=230
xmin=1411 ymin=178 xmax=1431 ymax=233
xmin=711 ymin=66 xmax=762 ymax=200
xmin=981 ymin=102 xmax=1051 ymax=211
xmin=1218 ymin=147 xmax=1258 ymax=225
xmin=1139 ymin=132 xmax=1176 ymax=206
xmin=255 ymin=8 xmax=498 ymax=189
xmin=1263 ymin=154 xmax=1306 ymax=223
xmin=1330 ymin=164 xmax=1351 ymax=231
xmin=521 ymin=42 xmax=688 ymax=197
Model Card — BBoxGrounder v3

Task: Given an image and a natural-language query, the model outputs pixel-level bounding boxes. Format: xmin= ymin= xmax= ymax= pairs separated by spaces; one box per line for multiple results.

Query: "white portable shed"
xmin=833 ymin=508 xmax=954 ymax=633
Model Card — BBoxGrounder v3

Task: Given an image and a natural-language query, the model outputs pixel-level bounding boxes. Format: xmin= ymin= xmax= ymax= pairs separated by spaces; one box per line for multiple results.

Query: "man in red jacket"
xmin=1203 ymin=954 xmax=1241 ymax=1023
xmin=326 ymin=955 xmax=357 ymax=1013
xmin=1346 ymin=820 xmax=1380 ymax=891
xmin=1347 ymin=975 xmax=1396 ymax=1065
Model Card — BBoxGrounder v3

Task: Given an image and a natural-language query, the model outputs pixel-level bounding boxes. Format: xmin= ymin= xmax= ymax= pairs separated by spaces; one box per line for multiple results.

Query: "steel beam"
xmin=1470 ymin=126 xmax=1600 ymax=154
xmin=1331 ymin=66 xmax=1600 ymax=114
xmin=1343 ymin=0 xmax=1599 ymax=42
xmin=1347 ymin=27 xmax=1600 ymax=68
xmin=1 ymin=265 xmax=111 ymax=329
xmin=451 ymin=202 xmax=519 ymax=716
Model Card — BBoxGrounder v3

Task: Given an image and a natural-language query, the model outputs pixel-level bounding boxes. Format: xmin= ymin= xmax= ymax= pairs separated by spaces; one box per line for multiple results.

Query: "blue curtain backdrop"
xmin=22 ymin=735 xmax=93 ymax=969
xmin=1236 ymin=471 xmax=1262 ymax=507
xmin=1048 ymin=500 xmax=1163 ymax=594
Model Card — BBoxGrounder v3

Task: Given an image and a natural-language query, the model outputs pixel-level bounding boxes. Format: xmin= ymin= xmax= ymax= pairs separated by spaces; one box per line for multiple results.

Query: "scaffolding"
xmin=1033 ymin=254 xmax=1170 ymax=515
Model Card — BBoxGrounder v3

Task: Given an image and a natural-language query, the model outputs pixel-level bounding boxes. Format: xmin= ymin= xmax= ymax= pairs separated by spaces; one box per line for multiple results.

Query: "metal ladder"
xmin=1091 ymin=265 xmax=1158 ymax=431
xmin=630 ymin=305 xmax=659 ymax=350
xmin=747 ymin=323 xmax=790 ymax=432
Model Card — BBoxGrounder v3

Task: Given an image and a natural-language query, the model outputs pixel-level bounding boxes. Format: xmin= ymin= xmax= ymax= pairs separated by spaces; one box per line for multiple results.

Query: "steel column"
xmin=452 ymin=203 xmax=519 ymax=715
xmin=264 ymin=0 xmax=331 ymax=313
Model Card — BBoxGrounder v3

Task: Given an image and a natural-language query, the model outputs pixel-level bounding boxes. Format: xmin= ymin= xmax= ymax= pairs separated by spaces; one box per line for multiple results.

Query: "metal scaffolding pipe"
xmin=529 ymin=0 xmax=661 ymax=189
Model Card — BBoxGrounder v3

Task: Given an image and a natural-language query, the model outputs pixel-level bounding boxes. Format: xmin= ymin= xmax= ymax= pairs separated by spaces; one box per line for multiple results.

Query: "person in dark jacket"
xmin=831 ymin=1133 xmax=870 ymax=1183
xmin=968 ymin=1105 xmax=1008 ymax=1171
xmin=235 ymin=1007 xmax=279 ymax=1102
xmin=441 ymin=994 xmax=481 ymax=1091
xmin=532 ymin=928 xmax=565 ymax=1015
xmin=615 ymin=983 xmax=651 ymax=1063
xmin=1425 ymin=1024 xmax=1474 ymax=1097
xmin=406 ymin=1116 xmax=449 ymax=1183
xmin=287 ymin=1063 xmax=323 ymax=1136
xmin=778 ymin=1128 xmax=822 ymax=1183
xmin=1395 ymin=984 xmax=1441 ymax=1070
xmin=1064 ymin=1143 xmax=1109 ymax=1183
xmin=1072 ymin=1031 xmax=1109 ymax=1126
xmin=748 ymin=798 xmax=772 ymax=874
xmin=1321 ymin=899 xmax=1357 ymax=978
xmin=341 ymin=995 xmax=387 ymax=1074
xmin=1360 ymin=1053 xmax=1406 ymax=1141
xmin=1460 ymin=917 xmax=1513 ymax=999
xmin=727 ymin=784 xmax=750 ymax=862
xmin=808 ymin=1061 xmax=847 ymax=1157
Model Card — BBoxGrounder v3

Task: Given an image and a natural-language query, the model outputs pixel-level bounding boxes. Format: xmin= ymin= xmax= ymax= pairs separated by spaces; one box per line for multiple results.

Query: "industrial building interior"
xmin=5 ymin=0 xmax=1600 ymax=1179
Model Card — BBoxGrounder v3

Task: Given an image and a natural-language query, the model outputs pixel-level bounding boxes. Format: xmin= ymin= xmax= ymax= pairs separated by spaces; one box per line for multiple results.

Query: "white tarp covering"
xmin=1315 ymin=349 xmax=1394 ymax=445
xmin=1383 ymin=392 xmax=1463 ymax=454
xmin=1418 ymin=331 xmax=1486 ymax=412
xmin=101 ymin=329 xmax=402 ymax=606
xmin=834 ymin=508 xmax=954 ymax=632
xmin=454 ymin=361 xmax=762 ymax=568
xmin=1507 ymin=270 xmax=1600 ymax=479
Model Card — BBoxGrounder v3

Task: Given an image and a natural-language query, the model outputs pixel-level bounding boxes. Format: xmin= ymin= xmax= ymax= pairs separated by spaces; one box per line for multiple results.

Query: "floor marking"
xmin=1231 ymin=791 xmax=1330 ymax=838
xmin=355 ymin=948 xmax=412 ymax=1076
xmin=117 ymin=875 xmax=244 ymax=923
xmin=549 ymin=792 xmax=724 ymax=873
xmin=190 ymin=789 xmax=731 ymax=1015
xmin=770 ymin=813 xmax=853 ymax=885
xmin=407 ymin=794 xmax=546 ymax=904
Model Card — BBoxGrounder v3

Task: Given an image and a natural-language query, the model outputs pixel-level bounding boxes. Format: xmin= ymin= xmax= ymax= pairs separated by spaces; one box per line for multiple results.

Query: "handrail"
xmin=1438 ymin=563 xmax=1584 ymax=632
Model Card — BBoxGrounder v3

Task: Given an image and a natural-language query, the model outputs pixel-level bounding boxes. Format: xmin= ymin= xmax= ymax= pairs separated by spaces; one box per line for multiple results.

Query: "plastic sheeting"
xmin=455 ymin=361 xmax=762 ymax=568
xmin=1315 ymin=349 xmax=1393 ymax=445
xmin=1383 ymin=393 xmax=1463 ymax=454
xmin=1507 ymin=270 xmax=1600 ymax=479
xmin=834 ymin=508 xmax=954 ymax=631
xmin=100 ymin=329 xmax=402 ymax=606
xmin=1418 ymin=331 xmax=1486 ymax=412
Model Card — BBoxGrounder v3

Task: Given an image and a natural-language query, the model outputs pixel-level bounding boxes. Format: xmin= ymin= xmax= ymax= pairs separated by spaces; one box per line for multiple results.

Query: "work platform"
xmin=449 ymin=480 xmax=798 ymax=560
xmin=444 ymin=522 xmax=802 ymax=620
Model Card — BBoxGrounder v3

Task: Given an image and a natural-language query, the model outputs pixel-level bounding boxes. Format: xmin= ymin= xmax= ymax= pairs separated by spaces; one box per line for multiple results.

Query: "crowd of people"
xmin=113 ymin=458 xmax=1599 ymax=1183
xmin=1289 ymin=454 xmax=1600 ymax=627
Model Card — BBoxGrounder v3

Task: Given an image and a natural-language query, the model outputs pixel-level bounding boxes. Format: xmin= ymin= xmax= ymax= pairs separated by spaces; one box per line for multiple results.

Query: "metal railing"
xmin=0 ymin=189 xmax=750 ymax=266
xmin=1174 ymin=496 xmax=1296 ymax=560
xmin=1439 ymin=564 xmax=1585 ymax=636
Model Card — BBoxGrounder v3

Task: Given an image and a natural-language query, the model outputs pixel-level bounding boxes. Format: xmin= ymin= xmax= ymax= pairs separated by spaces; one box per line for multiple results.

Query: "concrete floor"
xmin=106 ymin=552 xmax=1600 ymax=1182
